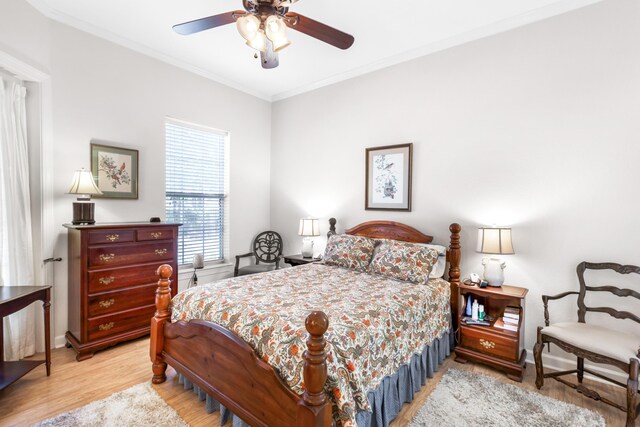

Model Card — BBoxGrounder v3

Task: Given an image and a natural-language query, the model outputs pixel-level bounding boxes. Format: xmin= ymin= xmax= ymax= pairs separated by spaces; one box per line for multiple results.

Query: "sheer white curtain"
xmin=0 ymin=73 xmax=36 ymax=360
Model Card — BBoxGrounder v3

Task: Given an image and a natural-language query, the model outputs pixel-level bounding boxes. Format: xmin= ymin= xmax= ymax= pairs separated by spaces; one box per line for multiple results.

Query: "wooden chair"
xmin=233 ymin=231 xmax=283 ymax=277
xmin=533 ymin=262 xmax=640 ymax=427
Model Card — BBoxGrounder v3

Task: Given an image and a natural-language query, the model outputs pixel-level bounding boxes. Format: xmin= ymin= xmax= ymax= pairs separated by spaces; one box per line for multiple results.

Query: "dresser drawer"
xmin=88 ymin=263 xmax=167 ymax=293
xmin=88 ymin=242 xmax=175 ymax=268
xmin=88 ymin=229 xmax=135 ymax=245
xmin=88 ymin=305 xmax=155 ymax=341
xmin=460 ymin=326 xmax=518 ymax=361
xmin=137 ymin=228 xmax=175 ymax=242
xmin=88 ymin=284 xmax=157 ymax=317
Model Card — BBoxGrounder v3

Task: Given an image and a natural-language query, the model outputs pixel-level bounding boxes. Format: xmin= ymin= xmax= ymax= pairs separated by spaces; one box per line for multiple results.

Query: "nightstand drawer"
xmin=88 ymin=305 xmax=155 ymax=341
xmin=88 ymin=242 xmax=174 ymax=268
xmin=88 ymin=229 xmax=135 ymax=245
xmin=88 ymin=284 xmax=157 ymax=317
xmin=460 ymin=326 xmax=518 ymax=361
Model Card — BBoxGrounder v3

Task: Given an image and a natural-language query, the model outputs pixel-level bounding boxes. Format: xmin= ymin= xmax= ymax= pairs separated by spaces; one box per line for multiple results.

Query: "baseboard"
xmin=55 ymin=334 xmax=67 ymax=349
xmin=525 ymin=348 xmax=628 ymax=384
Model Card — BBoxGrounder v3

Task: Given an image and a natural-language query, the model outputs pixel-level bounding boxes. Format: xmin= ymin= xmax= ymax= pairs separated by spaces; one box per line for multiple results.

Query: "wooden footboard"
xmin=150 ymin=265 xmax=331 ymax=427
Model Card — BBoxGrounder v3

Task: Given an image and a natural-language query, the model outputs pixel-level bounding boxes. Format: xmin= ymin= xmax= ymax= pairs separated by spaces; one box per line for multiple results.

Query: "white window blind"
xmin=165 ymin=119 xmax=227 ymax=265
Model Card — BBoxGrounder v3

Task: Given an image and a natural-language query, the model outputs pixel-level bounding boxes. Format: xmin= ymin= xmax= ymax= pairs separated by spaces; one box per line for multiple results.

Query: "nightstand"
xmin=283 ymin=254 xmax=320 ymax=267
xmin=454 ymin=283 xmax=528 ymax=382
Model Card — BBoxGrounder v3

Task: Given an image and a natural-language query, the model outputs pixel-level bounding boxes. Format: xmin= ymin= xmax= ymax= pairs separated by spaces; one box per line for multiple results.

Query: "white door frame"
xmin=0 ymin=50 xmax=56 ymax=345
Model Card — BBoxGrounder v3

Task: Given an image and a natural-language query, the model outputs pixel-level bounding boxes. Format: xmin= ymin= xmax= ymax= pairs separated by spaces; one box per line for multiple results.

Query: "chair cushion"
xmin=542 ymin=321 xmax=640 ymax=364
xmin=237 ymin=264 xmax=276 ymax=276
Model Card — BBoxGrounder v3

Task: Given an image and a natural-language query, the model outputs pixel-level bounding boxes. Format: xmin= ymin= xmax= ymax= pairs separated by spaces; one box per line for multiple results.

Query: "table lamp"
xmin=476 ymin=227 xmax=514 ymax=287
xmin=67 ymin=168 xmax=103 ymax=225
xmin=298 ymin=218 xmax=320 ymax=258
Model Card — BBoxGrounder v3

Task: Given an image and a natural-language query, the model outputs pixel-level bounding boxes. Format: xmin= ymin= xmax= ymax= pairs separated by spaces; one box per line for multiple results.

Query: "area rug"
xmin=32 ymin=383 xmax=188 ymax=427
xmin=409 ymin=368 xmax=605 ymax=427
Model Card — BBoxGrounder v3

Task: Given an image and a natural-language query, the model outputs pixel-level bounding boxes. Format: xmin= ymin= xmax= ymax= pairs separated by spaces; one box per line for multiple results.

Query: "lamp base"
xmin=72 ymin=201 xmax=96 ymax=225
xmin=301 ymin=238 xmax=314 ymax=258
xmin=482 ymin=257 xmax=506 ymax=287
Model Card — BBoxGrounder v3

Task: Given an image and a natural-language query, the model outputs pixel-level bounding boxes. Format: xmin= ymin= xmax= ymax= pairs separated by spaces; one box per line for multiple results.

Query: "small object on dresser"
xmin=478 ymin=304 xmax=485 ymax=321
xmin=462 ymin=317 xmax=491 ymax=326
xmin=471 ymin=299 xmax=479 ymax=321
xmin=479 ymin=279 xmax=488 ymax=288
xmin=150 ymin=217 xmax=161 ymax=222
xmin=465 ymin=294 xmax=472 ymax=317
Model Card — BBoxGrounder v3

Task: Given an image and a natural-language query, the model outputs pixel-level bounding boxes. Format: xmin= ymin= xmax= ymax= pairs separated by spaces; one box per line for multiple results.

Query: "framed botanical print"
xmin=365 ymin=143 xmax=412 ymax=211
xmin=90 ymin=141 xmax=139 ymax=199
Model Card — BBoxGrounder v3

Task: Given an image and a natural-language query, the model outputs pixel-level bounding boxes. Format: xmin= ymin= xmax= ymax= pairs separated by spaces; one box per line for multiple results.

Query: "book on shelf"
xmin=503 ymin=306 xmax=520 ymax=319
xmin=503 ymin=316 xmax=519 ymax=325
xmin=494 ymin=317 xmax=518 ymax=332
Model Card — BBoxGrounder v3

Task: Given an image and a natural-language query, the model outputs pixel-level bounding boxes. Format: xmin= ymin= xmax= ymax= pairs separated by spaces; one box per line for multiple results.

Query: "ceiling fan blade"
xmin=173 ymin=11 xmax=243 ymax=35
xmin=284 ymin=13 xmax=354 ymax=50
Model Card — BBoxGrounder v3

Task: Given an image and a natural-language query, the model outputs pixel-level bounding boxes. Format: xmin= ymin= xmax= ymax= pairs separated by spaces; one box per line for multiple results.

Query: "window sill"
xmin=177 ymin=262 xmax=233 ymax=279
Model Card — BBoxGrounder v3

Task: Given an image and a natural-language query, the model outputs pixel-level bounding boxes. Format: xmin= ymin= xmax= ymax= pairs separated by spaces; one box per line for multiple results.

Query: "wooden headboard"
xmin=341 ymin=220 xmax=462 ymax=325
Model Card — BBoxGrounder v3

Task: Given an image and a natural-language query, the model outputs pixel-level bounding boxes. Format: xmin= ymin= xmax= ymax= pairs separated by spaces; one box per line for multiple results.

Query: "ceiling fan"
xmin=173 ymin=0 xmax=355 ymax=69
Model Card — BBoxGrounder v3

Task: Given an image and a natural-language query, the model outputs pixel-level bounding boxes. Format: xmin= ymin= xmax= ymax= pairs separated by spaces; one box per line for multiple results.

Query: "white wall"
xmin=271 ymin=0 xmax=640 ymax=374
xmin=0 ymin=0 xmax=271 ymax=347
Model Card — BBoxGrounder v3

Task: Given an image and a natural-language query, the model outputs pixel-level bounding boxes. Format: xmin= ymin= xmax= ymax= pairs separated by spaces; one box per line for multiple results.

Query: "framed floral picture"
xmin=90 ymin=141 xmax=139 ymax=199
xmin=365 ymin=143 xmax=412 ymax=211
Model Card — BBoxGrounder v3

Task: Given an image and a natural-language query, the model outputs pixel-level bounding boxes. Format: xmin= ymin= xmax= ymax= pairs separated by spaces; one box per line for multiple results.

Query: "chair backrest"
xmin=576 ymin=261 xmax=640 ymax=324
xmin=253 ymin=231 xmax=283 ymax=264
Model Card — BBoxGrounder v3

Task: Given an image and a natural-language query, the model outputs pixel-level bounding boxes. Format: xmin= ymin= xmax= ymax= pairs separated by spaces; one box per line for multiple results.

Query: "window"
xmin=165 ymin=119 xmax=228 ymax=265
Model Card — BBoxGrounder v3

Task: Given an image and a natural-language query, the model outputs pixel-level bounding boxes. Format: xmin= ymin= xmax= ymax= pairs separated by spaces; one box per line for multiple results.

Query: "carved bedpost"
xmin=327 ymin=218 xmax=337 ymax=239
xmin=150 ymin=264 xmax=172 ymax=384
xmin=298 ymin=311 xmax=331 ymax=427
xmin=448 ymin=223 xmax=461 ymax=331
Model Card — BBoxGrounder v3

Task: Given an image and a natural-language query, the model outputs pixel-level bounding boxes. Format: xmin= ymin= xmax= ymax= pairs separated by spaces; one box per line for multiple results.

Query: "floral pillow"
xmin=322 ymin=234 xmax=376 ymax=271
xmin=369 ymin=240 xmax=439 ymax=284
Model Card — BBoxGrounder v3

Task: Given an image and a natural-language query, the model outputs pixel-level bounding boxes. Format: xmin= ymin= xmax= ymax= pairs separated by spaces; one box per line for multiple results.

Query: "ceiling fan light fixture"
xmin=265 ymin=15 xmax=287 ymax=41
xmin=236 ymin=14 xmax=260 ymax=41
xmin=271 ymin=36 xmax=291 ymax=52
xmin=246 ymin=29 xmax=267 ymax=52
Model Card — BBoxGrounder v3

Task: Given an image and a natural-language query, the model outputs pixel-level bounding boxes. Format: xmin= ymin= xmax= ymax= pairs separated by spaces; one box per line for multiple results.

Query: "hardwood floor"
xmin=0 ymin=337 xmax=627 ymax=426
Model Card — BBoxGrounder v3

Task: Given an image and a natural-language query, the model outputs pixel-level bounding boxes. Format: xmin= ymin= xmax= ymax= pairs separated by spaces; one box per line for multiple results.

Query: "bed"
xmin=150 ymin=220 xmax=461 ymax=427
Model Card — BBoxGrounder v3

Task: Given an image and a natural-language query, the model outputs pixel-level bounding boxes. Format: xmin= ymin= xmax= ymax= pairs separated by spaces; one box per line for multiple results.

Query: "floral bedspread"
xmin=171 ymin=263 xmax=451 ymax=427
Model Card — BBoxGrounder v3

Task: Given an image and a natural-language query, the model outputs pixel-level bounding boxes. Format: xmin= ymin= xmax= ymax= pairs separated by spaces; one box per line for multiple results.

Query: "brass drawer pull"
xmin=99 ymin=253 xmax=116 ymax=263
xmin=98 ymin=299 xmax=115 ymax=309
xmin=480 ymin=339 xmax=496 ymax=349
xmin=98 ymin=322 xmax=115 ymax=331
xmin=155 ymin=249 xmax=167 ymax=256
xmin=106 ymin=234 xmax=120 ymax=242
xmin=99 ymin=276 xmax=115 ymax=285
xmin=150 ymin=232 xmax=163 ymax=239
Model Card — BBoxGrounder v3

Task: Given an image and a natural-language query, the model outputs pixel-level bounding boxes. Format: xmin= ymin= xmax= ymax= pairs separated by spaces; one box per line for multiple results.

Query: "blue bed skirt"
xmin=177 ymin=329 xmax=452 ymax=427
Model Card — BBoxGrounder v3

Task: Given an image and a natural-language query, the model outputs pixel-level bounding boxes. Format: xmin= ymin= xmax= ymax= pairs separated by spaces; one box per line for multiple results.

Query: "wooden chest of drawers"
xmin=64 ymin=223 xmax=180 ymax=361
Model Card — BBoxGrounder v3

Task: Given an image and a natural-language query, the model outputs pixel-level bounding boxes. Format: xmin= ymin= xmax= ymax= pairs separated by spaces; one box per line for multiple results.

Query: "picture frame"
xmin=365 ymin=143 xmax=412 ymax=211
xmin=90 ymin=141 xmax=139 ymax=199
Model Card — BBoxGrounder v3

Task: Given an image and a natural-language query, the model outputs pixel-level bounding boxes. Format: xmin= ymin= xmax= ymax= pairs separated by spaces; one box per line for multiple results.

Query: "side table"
xmin=283 ymin=254 xmax=321 ymax=267
xmin=0 ymin=286 xmax=51 ymax=390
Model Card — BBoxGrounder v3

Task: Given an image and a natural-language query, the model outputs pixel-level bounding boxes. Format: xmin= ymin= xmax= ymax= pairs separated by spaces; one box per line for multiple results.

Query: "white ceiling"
xmin=27 ymin=0 xmax=600 ymax=101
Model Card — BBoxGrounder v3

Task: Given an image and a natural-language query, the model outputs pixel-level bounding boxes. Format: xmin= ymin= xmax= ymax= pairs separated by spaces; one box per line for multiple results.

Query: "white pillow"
xmin=420 ymin=244 xmax=446 ymax=278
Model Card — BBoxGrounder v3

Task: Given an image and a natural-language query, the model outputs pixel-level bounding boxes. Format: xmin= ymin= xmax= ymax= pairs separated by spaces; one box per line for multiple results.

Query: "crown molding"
xmin=26 ymin=0 xmax=602 ymax=103
xmin=271 ymin=0 xmax=603 ymax=102
xmin=24 ymin=0 xmax=272 ymax=101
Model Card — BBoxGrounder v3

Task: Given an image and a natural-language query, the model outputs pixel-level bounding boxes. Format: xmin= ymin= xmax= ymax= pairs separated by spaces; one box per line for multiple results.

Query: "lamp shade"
xmin=265 ymin=16 xmax=291 ymax=52
xmin=298 ymin=218 xmax=320 ymax=237
xmin=246 ymin=29 xmax=267 ymax=52
xmin=476 ymin=227 xmax=514 ymax=255
xmin=236 ymin=14 xmax=261 ymax=41
xmin=67 ymin=169 xmax=102 ymax=197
